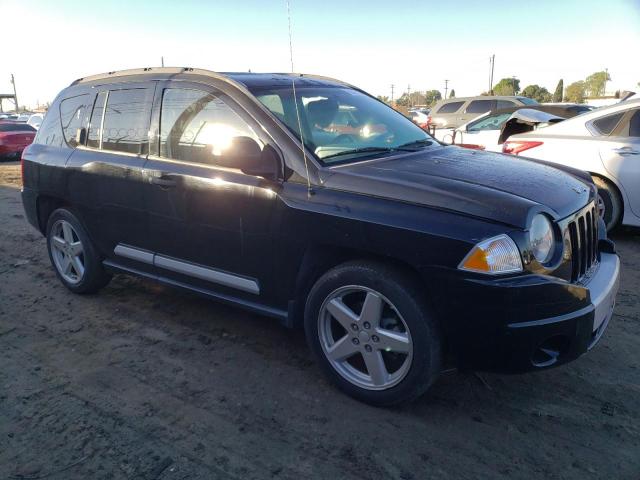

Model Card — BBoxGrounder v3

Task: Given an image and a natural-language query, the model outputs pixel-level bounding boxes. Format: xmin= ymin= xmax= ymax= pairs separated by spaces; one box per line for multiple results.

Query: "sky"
xmin=1 ymin=0 xmax=639 ymax=109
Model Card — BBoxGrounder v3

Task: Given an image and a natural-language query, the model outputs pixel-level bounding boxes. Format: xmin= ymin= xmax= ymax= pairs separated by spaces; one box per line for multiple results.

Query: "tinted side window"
xmin=160 ymin=88 xmax=260 ymax=166
xmin=592 ymin=112 xmax=624 ymax=136
xmin=87 ymin=91 xmax=107 ymax=149
xmin=496 ymin=100 xmax=516 ymax=109
xmin=465 ymin=100 xmax=494 ymax=114
xmin=101 ymin=89 xmax=151 ymax=154
xmin=60 ymin=94 xmax=90 ymax=147
xmin=437 ymin=101 xmax=464 ymax=114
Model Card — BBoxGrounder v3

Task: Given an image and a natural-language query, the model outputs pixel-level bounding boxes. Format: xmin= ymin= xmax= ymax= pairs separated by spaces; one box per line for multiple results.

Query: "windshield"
xmin=518 ymin=97 xmax=538 ymax=106
xmin=251 ymin=85 xmax=433 ymax=164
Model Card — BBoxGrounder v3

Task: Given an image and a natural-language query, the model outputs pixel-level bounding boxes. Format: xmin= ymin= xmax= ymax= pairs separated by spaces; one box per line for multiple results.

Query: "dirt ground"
xmin=0 ymin=161 xmax=638 ymax=480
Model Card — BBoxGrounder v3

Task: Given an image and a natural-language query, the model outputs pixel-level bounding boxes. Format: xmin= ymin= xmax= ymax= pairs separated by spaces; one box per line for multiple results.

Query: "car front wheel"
xmin=592 ymin=176 xmax=622 ymax=231
xmin=304 ymin=261 xmax=441 ymax=406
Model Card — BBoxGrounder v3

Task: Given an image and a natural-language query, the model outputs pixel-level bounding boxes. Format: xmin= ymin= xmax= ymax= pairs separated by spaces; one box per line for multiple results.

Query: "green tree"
xmin=424 ymin=90 xmax=442 ymax=106
xmin=521 ymin=84 xmax=552 ymax=103
xmin=564 ymin=81 xmax=586 ymax=103
xmin=396 ymin=90 xmax=442 ymax=107
xmin=584 ymin=70 xmax=611 ymax=97
xmin=553 ymin=79 xmax=563 ymax=102
xmin=376 ymin=95 xmax=390 ymax=103
xmin=449 ymin=89 xmax=456 ymax=98
xmin=493 ymin=78 xmax=520 ymax=96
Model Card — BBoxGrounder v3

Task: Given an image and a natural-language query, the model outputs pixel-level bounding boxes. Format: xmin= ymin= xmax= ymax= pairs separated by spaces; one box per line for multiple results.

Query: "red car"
xmin=0 ymin=121 xmax=36 ymax=159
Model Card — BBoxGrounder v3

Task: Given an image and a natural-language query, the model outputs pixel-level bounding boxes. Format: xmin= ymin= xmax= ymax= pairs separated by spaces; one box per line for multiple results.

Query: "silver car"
xmin=430 ymin=96 xmax=538 ymax=129
xmin=504 ymin=98 xmax=640 ymax=230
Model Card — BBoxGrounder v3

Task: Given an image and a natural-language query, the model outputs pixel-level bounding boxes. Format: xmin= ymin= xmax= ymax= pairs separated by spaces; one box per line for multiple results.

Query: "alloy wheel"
xmin=318 ymin=286 xmax=413 ymax=390
xmin=50 ymin=219 xmax=85 ymax=284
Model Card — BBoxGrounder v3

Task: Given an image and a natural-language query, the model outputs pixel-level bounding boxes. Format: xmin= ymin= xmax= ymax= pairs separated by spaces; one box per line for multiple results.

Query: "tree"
xmin=564 ymin=81 xmax=586 ymax=103
xmin=553 ymin=79 xmax=563 ymax=102
xmin=449 ymin=89 xmax=456 ymax=98
xmin=424 ymin=90 xmax=442 ymax=106
xmin=396 ymin=90 xmax=442 ymax=107
xmin=493 ymin=78 xmax=520 ymax=96
xmin=584 ymin=70 xmax=611 ymax=97
xmin=521 ymin=84 xmax=552 ymax=103
xmin=376 ymin=95 xmax=390 ymax=103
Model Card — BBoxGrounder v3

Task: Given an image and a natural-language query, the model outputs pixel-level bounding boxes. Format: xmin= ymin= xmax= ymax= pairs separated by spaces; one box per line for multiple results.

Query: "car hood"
xmin=321 ymin=146 xmax=595 ymax=228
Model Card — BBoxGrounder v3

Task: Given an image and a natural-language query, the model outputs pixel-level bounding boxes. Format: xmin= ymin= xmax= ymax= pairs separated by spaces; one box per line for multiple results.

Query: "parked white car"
xmin=503 ymin=98 xmax=640 ymax=230
xmin=27 ymin=113 xmax=44 ymax=130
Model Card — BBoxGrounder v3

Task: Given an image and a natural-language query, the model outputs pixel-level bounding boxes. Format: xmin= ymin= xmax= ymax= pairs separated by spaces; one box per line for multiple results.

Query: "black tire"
xmin=46 ymin=208 xmax=112 ymax=294
xmin=304 ymin=261 xmax=442 ymax=406
xmin=592 ymin=176 xmax=622 ymax=232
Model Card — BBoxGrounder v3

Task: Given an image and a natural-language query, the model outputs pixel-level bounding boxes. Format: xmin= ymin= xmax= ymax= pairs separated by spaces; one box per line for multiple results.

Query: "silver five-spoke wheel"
xmin=49 ymin=219 xmax=85 ymax=284
xmin=318 ymin=286 xmax=413 ymax=390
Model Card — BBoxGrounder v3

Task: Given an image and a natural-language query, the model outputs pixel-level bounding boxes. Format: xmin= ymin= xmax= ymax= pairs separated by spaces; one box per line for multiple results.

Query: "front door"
xmin=140 ymin=82 xmax=280 ymax=300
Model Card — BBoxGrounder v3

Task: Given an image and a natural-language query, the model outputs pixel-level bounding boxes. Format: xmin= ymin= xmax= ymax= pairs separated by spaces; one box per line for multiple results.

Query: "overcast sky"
xmin=1 ymin=0 xmax=639 ymax=108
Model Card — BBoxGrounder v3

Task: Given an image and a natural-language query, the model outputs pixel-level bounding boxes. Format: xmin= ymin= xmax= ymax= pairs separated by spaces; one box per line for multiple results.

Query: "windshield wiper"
xmin=321 ymin=146 xmax=396 ymax=160
xmin=396 ymin=139 xmax=433 ymax=150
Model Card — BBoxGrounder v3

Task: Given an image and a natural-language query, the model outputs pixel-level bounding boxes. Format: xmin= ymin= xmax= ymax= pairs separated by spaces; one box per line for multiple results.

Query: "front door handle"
xmin=148 ymin=173 xmax=177 ymax=187
xmin=612 ymin=147 xmax=639 ymax=156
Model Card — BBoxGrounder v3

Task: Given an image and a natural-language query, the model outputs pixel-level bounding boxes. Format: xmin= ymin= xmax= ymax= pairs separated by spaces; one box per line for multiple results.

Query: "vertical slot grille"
xmin=567 ymin=203 xmax=599 ymax=283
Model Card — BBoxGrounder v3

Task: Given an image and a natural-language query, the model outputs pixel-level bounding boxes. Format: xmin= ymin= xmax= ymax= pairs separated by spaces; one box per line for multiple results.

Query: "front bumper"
xmin=434 ymin=252 xmax=620 ymax=373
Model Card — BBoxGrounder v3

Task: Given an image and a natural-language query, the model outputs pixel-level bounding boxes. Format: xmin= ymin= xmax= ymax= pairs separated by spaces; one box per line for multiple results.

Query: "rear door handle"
xmin=148 ymin=172 xmax=177 ymax=187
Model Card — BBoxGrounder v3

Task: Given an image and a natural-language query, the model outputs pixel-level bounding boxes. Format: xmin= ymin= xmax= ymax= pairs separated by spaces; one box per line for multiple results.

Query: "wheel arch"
xmin=36 ymin=195 xmax=70 ymax=235
xmin=288 ymin=244 xmax=426 ymax=329
xmin=589 ymin=172 xmax=625 ymax=217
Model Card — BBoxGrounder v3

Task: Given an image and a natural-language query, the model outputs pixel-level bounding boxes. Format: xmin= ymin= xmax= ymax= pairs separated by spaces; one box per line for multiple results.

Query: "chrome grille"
xmin=567 ymin=203 xmax=599 ymax=283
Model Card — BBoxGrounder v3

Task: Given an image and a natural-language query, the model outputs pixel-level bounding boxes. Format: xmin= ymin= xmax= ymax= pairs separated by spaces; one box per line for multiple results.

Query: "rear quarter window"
xmin=436 ymin=101 xmax=464 ymax=114
xmin=60 ymin=94 xmax=90 ymax=148
xmin=591 ymin=112 xmax=624 ymax=136
xmin=34 ymin=108 xmax=64 ymax=147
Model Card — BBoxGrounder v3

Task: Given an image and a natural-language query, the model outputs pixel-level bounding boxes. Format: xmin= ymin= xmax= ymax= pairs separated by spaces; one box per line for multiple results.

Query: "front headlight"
xmin=458 ymin=234 xmax=523 ymax=275
xmin=529 ymin=214 xmax=554 ymax=264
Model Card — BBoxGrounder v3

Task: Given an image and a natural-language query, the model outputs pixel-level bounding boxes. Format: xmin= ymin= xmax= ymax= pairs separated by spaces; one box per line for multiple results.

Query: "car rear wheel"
xmin=592 ymin=176 xmax=622 ymax=231
xmin=46 ymin=208 xmax=111 ymax=294
xmin=304 ymin=261 xmax=441 ymax=406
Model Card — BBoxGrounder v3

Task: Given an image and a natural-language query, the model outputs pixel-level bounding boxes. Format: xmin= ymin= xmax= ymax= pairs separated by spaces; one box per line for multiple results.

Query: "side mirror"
xmin=219 ymin=136 xmax=281 ymax=180
xmin=75 ymin=127 xmax=87 ymax=146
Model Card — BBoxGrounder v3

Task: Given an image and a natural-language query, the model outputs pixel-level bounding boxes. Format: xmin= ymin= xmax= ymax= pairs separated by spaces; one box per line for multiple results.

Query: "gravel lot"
xmin=1 ymin=161 xmax=639 ymax=479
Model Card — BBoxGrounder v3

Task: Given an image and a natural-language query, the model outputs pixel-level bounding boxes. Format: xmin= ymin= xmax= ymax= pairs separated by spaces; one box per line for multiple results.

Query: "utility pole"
xmin=604 ymin=67 xmax=608 ymax=96
xmin=161 ymin=56 xmax=165 ymax=67
xmin=407 ymin=84 xmax=411 ymax=107
xmin=391 ymin=84 xmax=395 ymax=103
xmin=10 ymin=74 xmax=19 ymax=112
xmin=489 ymin=54 xmax=495 ymax=94
xmin=511 ymin=75 xmax=518 ymax=95
xmin=444 ymin=79 xmax=449 ymax=99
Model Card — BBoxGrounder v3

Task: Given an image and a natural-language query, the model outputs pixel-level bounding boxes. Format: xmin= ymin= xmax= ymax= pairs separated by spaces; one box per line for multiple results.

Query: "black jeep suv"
xmin=21 ymin=68 xmax=619 ymax=405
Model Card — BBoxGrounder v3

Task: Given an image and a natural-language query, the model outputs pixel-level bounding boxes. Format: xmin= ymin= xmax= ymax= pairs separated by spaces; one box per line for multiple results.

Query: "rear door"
xmin=599 ymin=108 xmax=640 ymax=216
xmin=140 ymin=81 xmax=280 ymax=300
xmin=459 ymin=99 xmax=495 ymax=125
xmin=65 ymin=83 xmax=155 ymax=265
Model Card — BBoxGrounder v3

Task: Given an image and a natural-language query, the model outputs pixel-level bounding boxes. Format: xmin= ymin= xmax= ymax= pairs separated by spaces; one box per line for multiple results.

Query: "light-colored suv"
xmin=430 ymin=96 xmax=538 ymax=129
